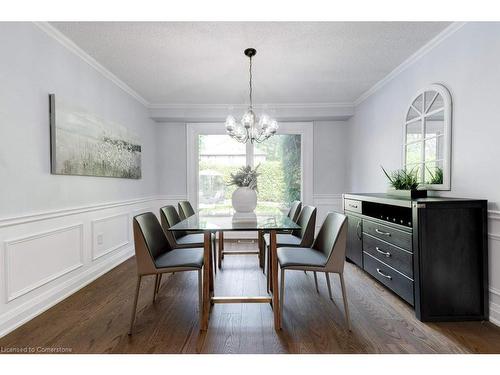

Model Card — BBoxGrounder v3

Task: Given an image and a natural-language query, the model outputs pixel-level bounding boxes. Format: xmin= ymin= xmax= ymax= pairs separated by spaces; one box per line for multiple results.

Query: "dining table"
xmin=168 ymin=213 xmax=300 ymax=331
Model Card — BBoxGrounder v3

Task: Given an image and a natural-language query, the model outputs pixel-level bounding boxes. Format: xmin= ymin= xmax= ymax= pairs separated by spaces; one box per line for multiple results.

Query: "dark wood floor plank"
xmin=1 ymin=240 xmax=499 ymax=354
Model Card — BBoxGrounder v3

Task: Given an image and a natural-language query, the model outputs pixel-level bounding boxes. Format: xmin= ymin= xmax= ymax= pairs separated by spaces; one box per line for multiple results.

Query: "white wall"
xmin=314 ymin=121 xmax=348 ymax=195
xmin=0 ymin=23 xmax=159 ymax=336
xmin=156 ymin=123 xmax=187 ymax=197
xmin=347 ymin=22 xmax=500 ymax=325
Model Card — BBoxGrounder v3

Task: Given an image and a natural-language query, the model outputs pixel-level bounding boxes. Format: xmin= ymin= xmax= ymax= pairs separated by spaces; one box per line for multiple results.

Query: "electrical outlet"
xmin=97 ymin=233 xmax=104 ymax=245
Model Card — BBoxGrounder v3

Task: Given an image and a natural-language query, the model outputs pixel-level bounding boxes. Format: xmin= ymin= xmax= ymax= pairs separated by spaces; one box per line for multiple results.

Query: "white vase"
xmin=231 ymin=187 xmax=257 ymax=213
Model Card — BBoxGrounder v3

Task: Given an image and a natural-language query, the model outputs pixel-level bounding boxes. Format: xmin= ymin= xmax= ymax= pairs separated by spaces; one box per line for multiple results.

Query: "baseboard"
xmin=490 ymin=300 xmax=500 ymax=327
xmin=0 ymin=246 xmax=134 ymax=338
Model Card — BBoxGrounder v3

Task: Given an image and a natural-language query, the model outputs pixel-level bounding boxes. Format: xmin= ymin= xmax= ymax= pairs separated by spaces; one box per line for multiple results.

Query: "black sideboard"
xmin=343 ymin=193 xmax=488 ymax=322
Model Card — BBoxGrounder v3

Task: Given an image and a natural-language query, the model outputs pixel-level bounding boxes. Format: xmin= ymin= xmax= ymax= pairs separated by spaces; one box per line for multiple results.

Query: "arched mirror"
xmin=403 ymin=84 xmax=452 ymax=190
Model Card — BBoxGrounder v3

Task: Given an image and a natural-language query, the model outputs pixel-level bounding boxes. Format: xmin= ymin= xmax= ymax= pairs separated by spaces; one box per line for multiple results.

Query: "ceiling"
xmin=51 ymin=22 xmax=451 ymax=106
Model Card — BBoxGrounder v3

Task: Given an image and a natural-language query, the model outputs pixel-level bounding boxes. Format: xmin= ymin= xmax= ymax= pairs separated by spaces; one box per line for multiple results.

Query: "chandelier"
xmin=225 ymin=48 xmax=278 ymax=143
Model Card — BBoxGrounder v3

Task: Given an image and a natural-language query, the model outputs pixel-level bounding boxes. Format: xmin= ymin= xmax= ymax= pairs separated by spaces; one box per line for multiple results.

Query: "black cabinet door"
xmin=346 ymin=213 xmax=363 ymax=267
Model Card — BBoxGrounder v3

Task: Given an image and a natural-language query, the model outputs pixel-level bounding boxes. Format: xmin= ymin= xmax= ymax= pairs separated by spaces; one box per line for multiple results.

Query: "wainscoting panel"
xmin=0 ymin=195 xmax=165 ymax=338
xmin=488 ymin=210 xmax=500 ymax=326
xmin=4 ymin=224 xmax=84 ymax=302
xmin=313 ymin=194 xmax=343 ymax=233
xmin=91 ymin=214 xmax=130 ymax=261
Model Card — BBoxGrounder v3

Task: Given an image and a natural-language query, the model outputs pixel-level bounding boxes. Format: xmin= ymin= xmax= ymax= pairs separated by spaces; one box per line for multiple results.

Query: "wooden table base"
xmin=212 ymin=296 xmax=272 ymax=304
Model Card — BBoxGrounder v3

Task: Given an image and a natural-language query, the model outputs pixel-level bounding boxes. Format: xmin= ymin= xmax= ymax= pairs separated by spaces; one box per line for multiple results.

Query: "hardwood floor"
xmin=1 ymin=240 xmax=499 ymax=354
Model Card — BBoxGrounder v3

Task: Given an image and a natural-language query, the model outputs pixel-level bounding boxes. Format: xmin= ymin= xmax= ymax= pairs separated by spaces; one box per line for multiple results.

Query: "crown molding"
xmin=147 ymin=102 xmax=354 ymax=110
xmin=33 ymin=22 xmax=149 ymax=107
xmin=354 ymin=22 xmax=467 ymax=106
xmin=149 ymin=102 xmax=355 ymax=122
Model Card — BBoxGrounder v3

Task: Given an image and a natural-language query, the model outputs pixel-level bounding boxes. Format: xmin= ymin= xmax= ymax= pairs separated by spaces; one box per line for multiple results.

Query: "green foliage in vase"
xmin=381 ymin=166 xmax=420 ymax=190
xmin=227 ymin=165 xmax=260 ymax=190
xmin=426 ymin=166 xmax=443 ymax=184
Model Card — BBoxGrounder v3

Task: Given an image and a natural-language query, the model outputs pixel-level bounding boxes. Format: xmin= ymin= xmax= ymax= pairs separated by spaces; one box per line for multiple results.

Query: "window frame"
xmin=186 ymin=122 xmax=313 ymax=211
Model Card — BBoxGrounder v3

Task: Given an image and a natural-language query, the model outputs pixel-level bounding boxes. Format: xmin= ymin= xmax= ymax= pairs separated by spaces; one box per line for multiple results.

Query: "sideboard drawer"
xmin=363 ymin=234 xmax=413 ymax=279
xmin=363 ymin=219 xmax=412 ymax=251
xmin=344 ymin=199 xmax=362 ymax=214
xmin=363 ymin=252 xmax=414 ymax=306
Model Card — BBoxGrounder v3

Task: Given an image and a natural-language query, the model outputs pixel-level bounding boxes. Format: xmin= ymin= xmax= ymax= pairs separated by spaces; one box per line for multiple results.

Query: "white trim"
xmin=0 ymin=195 xmax=195 ymax=229
xmin=157 ymin=195 xmax=189 ymax=202
xmin=489 ymin=233 xmax=500 ymax=242
xmin=186 ymin=122 xmax=314 ymax=210
xmin=401 ymin=84 xmax=452 ymax=191
xmin=0 ymin=246 xmax=134 ymax=338
xmin=0 ymin=196 xmax=158 ymax=228
xmin=490 ymin=287 xmax=500 ymax=298
xmin=90 ymin=213 xmax=130 ymax=261
xmin=4 ymin=224 xmax=84 ymax=302
xmin=149 ymin=102 xmax=353 ymax=110
xmin=151 ymin=104 xmax=354 ymax=123
xmin=354 ymin=22 xmax=467 ymax=106
xmin=33 ymin=22 xmax=149 ymax=107
xmin=488 ymin=210 xmax=500 ymax=221
xmin=490 ymin=302 xmax=500 ymax=327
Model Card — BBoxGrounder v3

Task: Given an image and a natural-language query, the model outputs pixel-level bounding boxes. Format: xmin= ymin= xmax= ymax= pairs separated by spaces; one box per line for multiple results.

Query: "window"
xmin=187 ymin=123 xmax=313 ymax=216
xmin=403 ymin=84 xmax=452 ymax=190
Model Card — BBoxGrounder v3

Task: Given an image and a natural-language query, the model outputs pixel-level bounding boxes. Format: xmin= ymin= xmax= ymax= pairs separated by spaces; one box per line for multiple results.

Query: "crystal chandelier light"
xmin=225 ymin=48 xmax=278 ymax=143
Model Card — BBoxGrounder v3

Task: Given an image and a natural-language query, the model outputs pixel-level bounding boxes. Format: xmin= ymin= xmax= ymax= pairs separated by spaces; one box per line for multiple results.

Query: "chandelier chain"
xmin=249 ymin=56 xmax=253 ymax=109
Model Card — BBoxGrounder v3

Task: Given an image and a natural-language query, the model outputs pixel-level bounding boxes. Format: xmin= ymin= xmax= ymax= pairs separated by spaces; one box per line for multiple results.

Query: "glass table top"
xmin=169 ymin=213 xmax=301 ymax=232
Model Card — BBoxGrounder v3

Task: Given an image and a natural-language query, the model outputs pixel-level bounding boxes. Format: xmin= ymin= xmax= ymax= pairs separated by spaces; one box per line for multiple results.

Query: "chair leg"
xmin=266 ymin=245 xmax=271 ymax=293
xmin=212 ymin=236 xmax=217 ymax=274
xmin=339 ymin=273 xmax=352 ymax=331
xmin=153 ymin=274 xmax=159 ymax=302
xmin=280 ymin=268 xmax=285 ymax=318
xmin=129 ymin=276 xmax=142 ymax=335
xmin=218 ymin=231 xmax=223 ymax=269
xmin=325 ymin=272 xmax=333 ymax=300
xmin=313 ymin=271 xmax=319 ymax=293
xmin=155 ymin=273 xmax=163 ymax=297
xmin=257 ymin=230 xmax=262 ymax=268
xmin=198 ymin=269 xmax=203 ymax=325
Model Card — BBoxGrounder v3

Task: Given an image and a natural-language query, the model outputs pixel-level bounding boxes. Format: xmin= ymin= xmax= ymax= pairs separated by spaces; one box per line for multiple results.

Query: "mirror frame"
xmin=402 ymin=83 xmax=452 ymax=191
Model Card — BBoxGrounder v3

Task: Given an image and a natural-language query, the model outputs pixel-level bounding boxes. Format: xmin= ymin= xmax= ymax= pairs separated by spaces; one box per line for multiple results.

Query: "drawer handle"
xmin=349 ymin=204 xmax=358 ymax=209
xmin=376 ymin=247 xmax=391 ymax=257
xmin=375 ymin=228 xmax=391 ymax=236
xmin=376 ymin=268 xmax=392 ymax=280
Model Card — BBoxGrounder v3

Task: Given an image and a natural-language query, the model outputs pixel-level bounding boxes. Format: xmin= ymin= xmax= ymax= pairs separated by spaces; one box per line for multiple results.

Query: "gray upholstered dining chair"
xmin=178 ymin=201 xmax=196 ymax=221
xmin=129 ymin=212 xmax=204 ymax=334
xmin=263 ymin=205 xmax=317 ymax=291
xmin=160 ymin=205 xmax=217 ymax=273
xmin=287 ymin=200 xmax=302 ymax=223
xmin=277 ymin=212 xmax=351 ymax=330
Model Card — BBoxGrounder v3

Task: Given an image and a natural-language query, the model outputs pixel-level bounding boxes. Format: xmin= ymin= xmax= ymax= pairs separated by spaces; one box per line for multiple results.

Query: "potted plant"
xmin=381 ymin=166 xmax=427 ymax=199
xmin=227 ymin=165 xmax=260 ymax=213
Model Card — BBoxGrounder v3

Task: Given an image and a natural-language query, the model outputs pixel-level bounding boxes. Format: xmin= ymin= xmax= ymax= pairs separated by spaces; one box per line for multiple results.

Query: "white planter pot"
xmin=231 ymin=187 xmax=257 ymax=213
